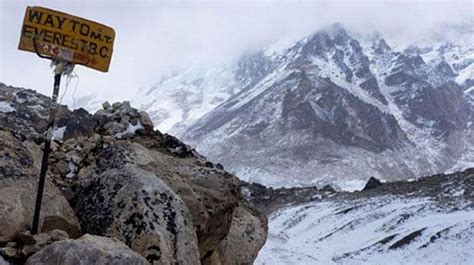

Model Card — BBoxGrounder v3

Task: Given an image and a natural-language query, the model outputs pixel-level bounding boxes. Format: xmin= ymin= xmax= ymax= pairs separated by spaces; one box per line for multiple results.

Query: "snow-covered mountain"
xmin=135 ymin=23 xmax=473 ymax=189
xmin=253 ymin=168 xmax=474 ymax=264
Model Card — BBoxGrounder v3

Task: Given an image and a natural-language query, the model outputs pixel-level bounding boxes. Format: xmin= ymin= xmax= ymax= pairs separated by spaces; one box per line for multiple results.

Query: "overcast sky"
xmin=0 ymin=0 xmax=472 ymax=106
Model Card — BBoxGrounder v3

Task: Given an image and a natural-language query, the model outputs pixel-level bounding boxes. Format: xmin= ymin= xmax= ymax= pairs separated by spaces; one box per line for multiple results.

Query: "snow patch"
xmin=115 ymin=122 xmax=144 ymax=138
xmin=52 ymin=126 xmax=67 ymax=142
xmin=0 ymin=101 xmax=15 ymax=113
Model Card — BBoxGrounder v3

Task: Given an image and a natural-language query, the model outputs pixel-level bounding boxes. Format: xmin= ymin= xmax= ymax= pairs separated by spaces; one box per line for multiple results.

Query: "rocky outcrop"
xmin=208 ymin=203 xmax=268 ymax=265
xmin=51 ymin=101 xmax=244 ymax=262
xmin=72 ymin=165 xmax=201 ymax=264
xmin=0 ymin=177 xmax=80 ymax=243
xmin=25 ymin=234 xmax=148 ymax=265
xmin=1 ymin=229 xmax=69 ymax=263
xmin=242 ymin=181 xmax=336 ymax=215
xmin=0 ymin=131 xmax=80 ymax=243
xmin=0 ymin=83 xmax=267 ymax=264
xmin=362 ymin=177 xmax=383 ymax=191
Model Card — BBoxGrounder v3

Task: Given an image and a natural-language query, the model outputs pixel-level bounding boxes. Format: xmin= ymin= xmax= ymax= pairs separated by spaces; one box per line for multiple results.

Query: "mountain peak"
xmin=325 ymin=22 xmax=349 ymax=35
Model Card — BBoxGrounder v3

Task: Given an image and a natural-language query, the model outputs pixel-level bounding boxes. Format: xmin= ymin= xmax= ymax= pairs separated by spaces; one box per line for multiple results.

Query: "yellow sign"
xmin=18 ymin=6 xmax=115 ymax=72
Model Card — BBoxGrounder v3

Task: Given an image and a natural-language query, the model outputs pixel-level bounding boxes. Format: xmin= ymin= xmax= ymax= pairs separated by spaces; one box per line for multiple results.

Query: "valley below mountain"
xmin=245 ymin=168 xmax=474 ymax=264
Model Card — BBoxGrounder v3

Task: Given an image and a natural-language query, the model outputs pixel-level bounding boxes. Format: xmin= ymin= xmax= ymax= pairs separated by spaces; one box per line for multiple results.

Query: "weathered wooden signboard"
xmin=18 ymin=6 xmax=115 ymax=72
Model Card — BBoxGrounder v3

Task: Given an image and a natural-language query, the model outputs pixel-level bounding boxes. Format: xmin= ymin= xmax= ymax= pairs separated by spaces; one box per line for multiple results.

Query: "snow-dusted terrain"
xmin=131 ymin=64 xmax=243 ymax=133
xmin=252 ymin=169 xmax=474 ymax=264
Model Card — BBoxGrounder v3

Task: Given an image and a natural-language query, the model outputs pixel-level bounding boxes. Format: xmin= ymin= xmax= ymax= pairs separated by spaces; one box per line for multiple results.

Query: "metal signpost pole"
xmin=31 ymin=62 xmax=64 ymax=234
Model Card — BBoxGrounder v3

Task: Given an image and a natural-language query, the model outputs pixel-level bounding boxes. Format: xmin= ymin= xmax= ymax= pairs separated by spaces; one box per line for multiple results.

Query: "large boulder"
xmin=0 ymin=131 xmax=80 ymax=243
xmin=60 ymin=122 xmax=241 ymax=262
xmin=25 ymin=234 xmax=148 ymax=265
xmin=0 ymin=177 xmax=81 ymax=243
xmin=207 ymin=203 xmax=268 ymax=265
xmin=0 ymin=130 xmax=41 ymax=178
xmin=121 ymin=140 xmax=240 ymax=258
xmin=71 ymin=165 xmax=200 ymax=264
xmin=362 ymin=176 xmax=383 ymax=191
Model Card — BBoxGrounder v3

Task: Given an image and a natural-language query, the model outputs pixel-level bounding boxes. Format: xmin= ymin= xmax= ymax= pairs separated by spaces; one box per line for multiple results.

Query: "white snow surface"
xmin=115 ymin=122 xmax=144 ymax=138
xmin=52 ymin=126 xmax=66 ymax=142
xmin=132 ymin=64 xmax=240 ymax=133
xmin=256 ymin=196 xmax=474 ymax=264
xmin=0 ymin=101 xmax=15 ymax=113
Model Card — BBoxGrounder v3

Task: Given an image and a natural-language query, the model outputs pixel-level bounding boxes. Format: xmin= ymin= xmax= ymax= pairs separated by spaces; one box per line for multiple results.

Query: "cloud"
xmin=0 ymin=0 xmax=472 ymax=105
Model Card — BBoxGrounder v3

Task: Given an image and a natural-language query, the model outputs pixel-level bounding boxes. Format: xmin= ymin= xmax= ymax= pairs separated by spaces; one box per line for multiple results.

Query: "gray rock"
xmin=112 ymin=102 xmax=122 ymax=111
xmin=0 ymin=247 xmax=16 ymax=259
xmin=363 ymin=177 xmax=383 ymax=191
xmin=0 ymin=177 xmax=81 ymax=242
xmin=25 ymin=234 xmax=148 ymax=265
xmin=102 ymin=101 xmax=111 ymax=110
xmin=0 ymin=130 xmax=41 ymax=178
xmin=53 ymin=160 xmax=70 ymax=175
xmin=72 ymin=165 xmax=200 ymax=264
xmin=103 ymin=121 xmax=125 ymax=136
xmin=113 ymin=141 xmax=241 ymax=258
xmin=209 ymin=203 xmax=268 ymax=265
xmin=139 ymin=111 xmax=154 ymax=129
xmin=130 ymin=117 xmax=140 ymax=126
xmin=20 ymin=229 xmax=70 ymax=257
xmin=120 ymin=115 xmax=131 ymax=125
xmin=0 ymin=132 xmax=80 ymax=242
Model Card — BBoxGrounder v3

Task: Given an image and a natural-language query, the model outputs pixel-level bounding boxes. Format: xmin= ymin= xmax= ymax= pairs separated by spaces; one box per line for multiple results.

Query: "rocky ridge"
xmin=0 ymin=83 xmax=267 ymax=265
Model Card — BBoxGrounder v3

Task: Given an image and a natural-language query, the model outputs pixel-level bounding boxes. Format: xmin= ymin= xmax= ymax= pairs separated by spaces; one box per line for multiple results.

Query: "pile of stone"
xmin=0 ymin=85 xmax=267 ymax=265
xmin=94 ymin=101 xmax=153 ymax=138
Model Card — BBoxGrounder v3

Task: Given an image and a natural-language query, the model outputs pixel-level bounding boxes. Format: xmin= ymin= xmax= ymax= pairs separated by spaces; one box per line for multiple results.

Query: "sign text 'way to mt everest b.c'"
xmin=18 ymin=6 xmax=115 ymax=72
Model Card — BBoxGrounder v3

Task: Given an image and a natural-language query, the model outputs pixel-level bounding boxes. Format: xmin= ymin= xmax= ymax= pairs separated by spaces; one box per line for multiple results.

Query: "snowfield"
xmin=254 ymin=169 xmax=474 ymax=265
xmin=256 ymin=197 xmax=473 ymax=265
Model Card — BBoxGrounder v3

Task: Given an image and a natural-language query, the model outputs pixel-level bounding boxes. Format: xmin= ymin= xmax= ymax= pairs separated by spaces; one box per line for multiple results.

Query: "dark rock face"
xmin=57 ymin=108 xmax=95 ymax=140
xmin=362 ymin=177 xmax=382 ymax=191
xmin=386 ymin=51 xmax=471 ymax=136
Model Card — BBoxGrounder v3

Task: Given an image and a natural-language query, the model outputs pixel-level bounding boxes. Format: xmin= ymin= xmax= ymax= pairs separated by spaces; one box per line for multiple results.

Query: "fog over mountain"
xmin=1 ymin=0 xmax=472 ymax=105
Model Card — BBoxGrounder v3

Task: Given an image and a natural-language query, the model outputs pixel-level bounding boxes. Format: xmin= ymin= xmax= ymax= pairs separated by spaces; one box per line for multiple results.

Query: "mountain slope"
xmin=173 ymin=24 xmax=472 ymax=189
